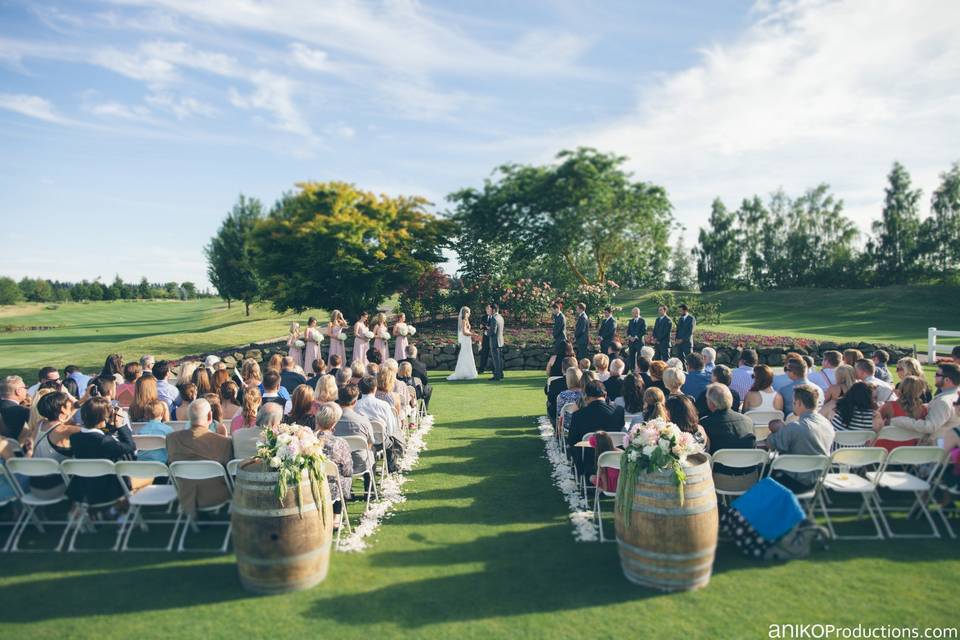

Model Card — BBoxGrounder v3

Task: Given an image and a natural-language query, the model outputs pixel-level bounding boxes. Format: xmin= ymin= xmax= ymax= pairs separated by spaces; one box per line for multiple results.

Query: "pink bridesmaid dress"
xmin=327 ymin=325 xmax=347 ymax=366
xmin=287 ymin=334 xmax=304 ymax=369
xmin=393 ymin=325 xmax=409 ymax=361
xmin=303 ymin=327 xmax=322 ymax=370
xmin=353 ymin=323 xmax=370 ymax=366
xmin=373 ymin=324 xmax=390 ymax=362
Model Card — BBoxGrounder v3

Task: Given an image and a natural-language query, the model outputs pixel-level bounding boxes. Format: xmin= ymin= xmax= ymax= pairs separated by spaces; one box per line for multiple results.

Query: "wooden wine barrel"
xmin=231 ymin=460 xmax=333 ymax=594
xmin=614 ymin=453 xmax=718 ymax=591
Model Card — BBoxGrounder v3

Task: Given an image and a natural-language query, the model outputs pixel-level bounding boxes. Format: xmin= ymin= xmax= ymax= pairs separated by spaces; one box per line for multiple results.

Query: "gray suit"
xmin=488 ymin=312 xmax=505 ymax=380
xmin=334 ymin=407 xmax=375 ymax=472
xmin=574 ymin=312 xmax=589 ymax=359
xmin=552 ymin=312 xmax=567 ymax=348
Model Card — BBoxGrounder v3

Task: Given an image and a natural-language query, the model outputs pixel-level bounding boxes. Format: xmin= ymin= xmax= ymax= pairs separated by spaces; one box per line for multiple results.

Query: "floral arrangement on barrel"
xmin=255 ymin=422 xmax=329 ymax=517
xmin=616 ymin=417 xmax=705 ymax=515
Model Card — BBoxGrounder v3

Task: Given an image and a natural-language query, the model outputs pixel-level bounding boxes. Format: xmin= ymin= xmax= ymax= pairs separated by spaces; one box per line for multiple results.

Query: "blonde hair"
xmin=241 ymin=359 xmax=262 ymax=384
xmin=176 ymin=361 xmax=199 ymax=386
xmin=592 ymin=354 xmax=609 ymax=371
xmin=267 ymin=353 xmax=282 ymax=372
xmin=351 ymin=361 xmax=365 ymax=378
xmin=316 ymin=374 xmax=338 ymax=402
xmin=377 ymin=367 xmax=397 ymax=393
xmin=399 ymin=361 xmax=413 ymax=377
xmin=315 ymin=402 xmax=342 ymax=431
xmin=662 ymin=367 xmax=686 ymax=393
xmin=331 ymin=310 xmax=346 ymax=326
xmin=289 ymin=322 xmax=300 ymax=334
xmin=835 ymin=364 xmax=856 ymax=394
xmin=564 ymin=367 xmax=582 ymax=389
xmin=241 ymin=386 xmax=262 ymax=425
xmin=897 ymin=357 xmax=923 ymax=379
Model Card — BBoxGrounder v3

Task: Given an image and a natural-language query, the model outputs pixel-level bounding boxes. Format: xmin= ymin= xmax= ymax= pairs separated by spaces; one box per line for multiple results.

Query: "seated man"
xmin=871 ymin=349 xmax=892 ymax=383
xmin=730 ymin=349 xmax=759 ymax=399
xmin=695 ymin=364 xmax=741 ymax=417
xmin=334 ymin=384 xmax=376 ymax=489
xmin=701 ymin=384 xmax=755 ymax=456
xmin=261 ymin=369 xmax=292 ymax=414
xmin=546 ymin=357 xmax=578 ymax=424
xmin=166 ymin=398 xmax=234 ymax=516
xmin=780 ymin=358 xmax=823 ymax=417
xmin=766 ymin=385 xmax=834 ymax=494
xmin=681 ymin=353 xmax=711 ymax=398
xmin=853 ymin=358 xmax=895 ymax=404
xmin=889 ymin=362 xmax=960 ymax=443
xmin=279 ymin=356 xmax=307 ymax=395
xmin=604 ymin=358 xmax=626 ymax=403
xmin=0 ymin=376 xmax=30 ymax=440
xmin=401 ymin=345 xmax=432 ymax=409
xmin=566 ymin=380 xmax=625 ymax=478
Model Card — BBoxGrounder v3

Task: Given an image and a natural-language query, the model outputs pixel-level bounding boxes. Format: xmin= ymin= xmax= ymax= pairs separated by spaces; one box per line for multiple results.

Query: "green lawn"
xmin=1 ymin=371 xmax=955 ymax=639
xmin=614 ymin=285 xmax=960 ymax=348
xmin=0 ymin=299 xmax=325 ymax=381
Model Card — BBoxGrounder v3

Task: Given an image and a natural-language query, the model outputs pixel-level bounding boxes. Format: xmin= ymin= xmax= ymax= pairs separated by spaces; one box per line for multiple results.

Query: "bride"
xmin=447 ymin=306 xmax=479 ymax=381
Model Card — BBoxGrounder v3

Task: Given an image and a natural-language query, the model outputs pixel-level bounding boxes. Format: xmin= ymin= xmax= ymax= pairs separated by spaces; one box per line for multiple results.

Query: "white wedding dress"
xmin=447 ymin=322 xmax=479 ymax=381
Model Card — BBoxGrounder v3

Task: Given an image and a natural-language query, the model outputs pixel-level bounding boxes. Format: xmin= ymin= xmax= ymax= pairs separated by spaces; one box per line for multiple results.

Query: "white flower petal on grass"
xmin=537 ymin=416 xmax=599 ymax=543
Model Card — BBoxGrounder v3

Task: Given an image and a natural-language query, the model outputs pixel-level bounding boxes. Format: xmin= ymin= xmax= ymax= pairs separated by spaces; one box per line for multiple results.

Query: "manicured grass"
xmin=0 ymin=299 xmax=325 ymax=381
xmin=0 ymin=371 xmax=955 ymax=639
xmin=614 ymin=285 xmax=960 ymax=347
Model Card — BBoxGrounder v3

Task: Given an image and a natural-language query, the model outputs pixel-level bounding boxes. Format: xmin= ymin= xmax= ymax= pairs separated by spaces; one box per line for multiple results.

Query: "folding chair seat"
xmin=865 ymin=447 xmax=950 ymax=538
xmin=342 ymin=435 xmax=378 ymax=509
xmin=2 ymin=458 xmax=70 ymax=551
xmin=819 ymin=447 xmax=887 ymax=539
xmin=766 ymin=454 xmax=830 ymax=516
xmin=60 ymin=459 xmax=128 ymax=552
xmin=711 ymin=449 xmax=770 ymax=500
xmin=115 ymin=461 xmax=179 ymax=551
xmin=592 ymin=451 xmax=621 ymax=543
xmin=168 ymin=461 xmax=233 ymax=552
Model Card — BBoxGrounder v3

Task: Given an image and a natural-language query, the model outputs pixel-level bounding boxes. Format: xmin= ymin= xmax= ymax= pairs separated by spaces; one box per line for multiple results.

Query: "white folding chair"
xmin=557 ymin=402 xmax=577 ymax=456
xmin=744 ymin=409 xmax=783 ymax=442
xmin=115 ymin=461 xmax=179 ymax=551
xmin=226 ymin=459 xmax=241 ymax=478
xmin=369 ymin=419 xmax=390 ymax=488
xmin=129 ymin=421 xmax=150 ymax=434
xmin=168 ymin=461 xmax=233 ymax=552
xmin=3 ymin=458 xmax=70 ymax=552
xmin=325 ymin=459 xmax=350 ymax=549
xmin=576 ymin=432 xmax=598 ymax=499
xmin=820 ymin=447 xmax=887 ymax=539
xmin=767 ymin=454 xmax=831 ymax=517
xmin=865 ymin=446 xmax=950 ymax=539
xmin=711 ymin=449 xmax=770 ymax=500
xmin=133 ymin=435 xmax=167 ymax=454
xmin=547 ymin=376 xmax=561 ymax=386
xmin=593 ymin=451 xmax=621 ymax=543
xmin=0 ymin=460 xmax=23 ymax=552
xmin=60 ymin=459 xmax=127 ymax=552
xmin=875 ymin=426 xmax=921 ymax=448
xmin=342 ymin=435 xmax=378 ymax=509
xmin=833 ymin=431 xmax=877 ymax=450
xmin=167 ymin=421 xmax=190 ymax=431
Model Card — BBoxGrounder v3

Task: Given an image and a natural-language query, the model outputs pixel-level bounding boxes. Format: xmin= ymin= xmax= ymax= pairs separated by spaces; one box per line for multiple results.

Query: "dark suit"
xmin=598 ymin=316 xmax=616 ymax=354
xmin=604 ymin=375 xmax=624 ymax=402
xmin=280 ymin=370 xmax=307 ymax=395
xmin=652 ymin=315 xmax=673 ymax=361
xmin=574 ymin=312 xmax=589 ymax=359
xmin=0 ymin=399 xmax=30 ymax=439
xmin=477 ymin=314 xmax=491 ymax=373
xmin=626 ymin=317 xmax=647 ymax=370
xmin=695 ymin=387 xmax=742 ymax=418
xmin=552 ymin=311 xmax=567 ymax=349
xmin=701 ymin=409 xmax=756 ymax=475
xmin=567 ymin=400 xmax=625 ymax=477
xmin=545 ymin=376 xmax=568 ymax=424
xmin=676 ymin=313 xmax=696 ymax=359
xmin=401 ymin=358 xmax=432 ymax=408
xmin=68 ymin=426 xmax=136 ymax=505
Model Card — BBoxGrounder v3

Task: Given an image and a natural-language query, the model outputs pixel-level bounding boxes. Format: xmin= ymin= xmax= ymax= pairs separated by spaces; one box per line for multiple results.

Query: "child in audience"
xmin=588 ymin=431 xmax=619 ymax=491
xmin=138 ymin=400 xmax=172 ymax=463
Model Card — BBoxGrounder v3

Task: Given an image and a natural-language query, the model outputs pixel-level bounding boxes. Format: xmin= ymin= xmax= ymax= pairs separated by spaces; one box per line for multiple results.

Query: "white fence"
xmin=928 ymin=327 xmax=960 ymax=363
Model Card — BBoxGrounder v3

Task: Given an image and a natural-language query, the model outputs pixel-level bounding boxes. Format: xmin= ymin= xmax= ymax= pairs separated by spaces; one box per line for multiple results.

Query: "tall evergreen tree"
xmin=696 ymin=198 xmax=740 ymax=291
xmin=928 ymin=161 xmax=960 ymax=281
xmin=666 ymin=233 xmax=696 ymax=291
xmin=205 ymin=195 xmax=264 ymax=316
xmin=870 ymin=162 xmax=922 ymax=284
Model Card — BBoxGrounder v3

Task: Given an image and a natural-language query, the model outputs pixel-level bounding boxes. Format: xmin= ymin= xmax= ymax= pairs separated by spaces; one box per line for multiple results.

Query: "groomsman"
xmin=574 ymin=303 xmax=589 ymax=360
xmin=478 ymin=309 xmax=491 ymax=374
xmin=598 ymin=307 xmax=617 ymax=355
xmin=653 ymin=305 xmax=673 ymax=361
xmin=676 ymin=304 xmax=696 ymax=361
xmin=551 ymin=300 xmax=567 ymax=350
xmin=626 ymin=307 xmax=647 ymax=370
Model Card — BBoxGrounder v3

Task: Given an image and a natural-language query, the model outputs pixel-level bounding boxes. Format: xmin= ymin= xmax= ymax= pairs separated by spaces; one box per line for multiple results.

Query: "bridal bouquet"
xmin=396 ymin=323 xmax=408 ymax=337
xmin=617 ymin=417 xmax=704 ymax=514
xmin=407 ymin=325 xmax=417 ymax=336
xmin=336 ymin=332 xmax=348 ymax=342
xmin=307 ymin=328 xmax=324 ymax=343
xmin=362 ymin=329 xmax=375 ymax=339
xmin=294 ymin=339 xmax=306 ymax=349
xmin=375 ymin=328 xmax=390 ymax=340
xmin=255 ymin=422 xmax=327 ymax=517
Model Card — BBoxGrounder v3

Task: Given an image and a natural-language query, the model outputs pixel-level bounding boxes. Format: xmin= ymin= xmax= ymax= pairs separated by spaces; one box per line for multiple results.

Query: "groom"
xmin=487 ymin=303 xmax=505 ymax=381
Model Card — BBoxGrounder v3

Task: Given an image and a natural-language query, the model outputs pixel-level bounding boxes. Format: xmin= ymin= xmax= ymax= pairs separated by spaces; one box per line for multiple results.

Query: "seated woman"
xmin=175 ymin=383 xmax=197 ymax=421
xmin=100 ymin=353 xmax=125 ymax=385
xmin=821 ymin=364 xmax=856 ymax=418
xmin=633 ymin=387 xmax=668 ymax=425
xmin=874 ymin=375 xmax=925 ymax=450
xmin=376 ymin=368 xmax=403 ymax=418
xmin=230 ymin=386 xmax=261 ymax=434
xmin=314 ymin=402 xmax=353 ymax=530
xmin=546 ymin=342 xmax=575 ymax=378
xmin=647 ymin=360 xmax=668 ymax=393
xmin=219 ymin=381 xmax=241 ymax=421
xmin=831 ymin=381 xmax=877 ymax=431
xmin=662 ymin=367 xmax=693 ymax=402
xmin=166 ymin=398 xmax=234 ymax=517
xmin=314 ymin=374 xmax=339 ymax=404
xmin=665 ymin=395 xmax=709 ymax=448
xmin=592 ymin=354 xmax=610 ymax=382
xmin=192 ymin=366 xmax=214 ymax=396
xmin=202 ymin=393 xmax=229 ymax=436
xmin=240 ymin=359 xmax=262 ymax=390
xmin=616 ymin=373 xmax=645 ymax=414
xmin=587 ymin=431 xmax=619 ymax=491
xmin=555 ymin=367 xmax=584 ymax=415
xmin=137 ymin=400 xmax=173 ymax=463
xmin=68 ymin=396 xmax=145 ymax=506
xmin=283 ymin=385 xmax=316 ymax=429
xmin=29 ymin=391 xmax=79 ymax=499
xmin=115 ymin=362 xmax=141 ymax=408
xmin=894 ymin=357 xmax=932 ymax=402
xmin=741 ymin=365 xmax=784 ymax=414
xmin=129 ymin=375 xmax=161 ymax=423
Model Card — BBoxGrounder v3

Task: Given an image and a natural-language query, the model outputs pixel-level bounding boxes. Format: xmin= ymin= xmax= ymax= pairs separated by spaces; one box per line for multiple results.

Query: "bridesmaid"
xmin=303 ymin=317 xmax=323 ymax=372
xmin=392 ymin=312 xmax=409 ymax=361
xmin=287 ymin=322 xmax=304 ymax=370
xmin=327 ymin=310 xmax=348 ymax=367
xmin=352 ymin=312 xmax=371 ymax=367
xmin=371 ymin=312 xmax=390 ymax=362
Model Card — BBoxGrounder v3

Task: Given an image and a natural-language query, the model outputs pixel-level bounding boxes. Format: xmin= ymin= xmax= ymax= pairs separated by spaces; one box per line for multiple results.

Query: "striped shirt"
xmin=831 ymin=409 xmax=875 ymax=431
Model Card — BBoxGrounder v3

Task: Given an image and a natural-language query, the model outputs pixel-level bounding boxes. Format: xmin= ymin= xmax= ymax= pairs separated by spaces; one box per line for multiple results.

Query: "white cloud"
xmin=577 ymin=0 xmax=960 ymax=235
xmin=289 ymin=42 xmax=330 ymax=71
xmin=92 ymin=46 xmax=179 ymax=85
xmin=146 ymin=92 xmax=217 ymax=118
xmin=0 ymin=93 xmax=70 ymax=124
xmin=89 ymin=101 xmax=154 ymax=121
xmin=229 ymin=71 xmax=315 ymax=141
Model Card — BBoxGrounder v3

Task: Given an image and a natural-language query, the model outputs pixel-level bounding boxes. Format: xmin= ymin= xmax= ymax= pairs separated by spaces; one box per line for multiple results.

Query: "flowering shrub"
xmin=616 ymin=418 xmax=705 ymax=513
xmin=255 ymin=422 xmax=328 ymax=516
xmin=500 ymin=279 xmax=556 ymax=323
xmin=563 ymin=280 xmax=620 ymax=314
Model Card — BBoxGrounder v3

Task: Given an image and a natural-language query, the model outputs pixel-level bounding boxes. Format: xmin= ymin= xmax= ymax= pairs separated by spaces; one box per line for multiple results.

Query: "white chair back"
xmin=547 ymin=376 xmax=561 ymax=385
xmin=169 ymin=460 xmax=229 ymax=481
xmin=226 ymin=459 xmax=241 ymax=477
xmin=130 ymin=421 xmax=150 ymax=434
xmin=833 ymin=431 xmax=876 ymax=449
xmin=115 ymin=460 xmax=169 ymax=480
xmin=370 ymin=420 xmax=386 ymax=446
xmin=6 ymin=457 xmax=65 ymax=478
xmin=133 ymin=435 xmax=167 ymax=451
xmin=768 ymin=454 xmax=830 ymax=476
xmin=711 ymin=449 xmax=769 ymax=471
xmin=167 ymin=421 xmax=190 ymax=431
xmin=343 ymin=435 xmax=369 ymax=453
xmin=61 ymin=459 xmax=117 ymax=478
xmin=882 ymin=445 xmax=947 ymax=467
xmin=876 ymin=426 xmax=920 ymax=443
xmin=830 ymin=447 xmax=886 ymax=469
xmin=744 ymin=409 xmax=784 ymax=426
xmin=596 ymin=450 xmax=621 ymax=471
xmin=322 ymin=460 xmax=340 ymax=477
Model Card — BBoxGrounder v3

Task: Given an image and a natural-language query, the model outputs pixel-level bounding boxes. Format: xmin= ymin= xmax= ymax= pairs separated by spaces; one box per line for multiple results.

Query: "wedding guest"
xmin=349 ymin=361 xmax=365 ymax=384
xmin=831 ymin=381 xmax=877 ymax=431
xmin=219 ymin=381 xmax=241 ymax=421
xmin=335 ymin=368 xmax=353 ymax=389
xmin=65 ymin=365 xmax=92 ymax=398
xmin=26 ymin=366 xmax=60 ymax=398
xmin=877 ymin=375 xmax=927 ymax=435
xmin=546 ymin=342 xmax=575 ymax=378
xmin=701 ymin=347 xmax=717 ymax=375
xmin=871 ymin=350 xmax=892 ymax=383
xmin=314 ymin=402 xmax=353 ymax=530
xmin=894 ymin=357 xmax=932 ymax=402
xmin=129 ymin=375 xmax=164 ymax=423
xmin=353 ymin=312 xmax=371 ymax=368
xmin=853 ymin=358 xmax=895 ymax=404
xmin=287 ymin=322 xmax=304 ymax=370
xmin=401 ymin=345 xmax=432 ymax=409
xmin=0 ymin=376 xmax=30 ymax=439
xmin=211 ymin=369 xmax=230 ymax=395
xmin=28 ymin=391 xmax=78 ymax=498
xmin=327 ymin=354 xmax=342 ymax=381
xmin=356 ymin=375 xmax=399 ymax=441
xmin=261 ymin=370 xmax=292 ymax=414
xmin=780 ymin=358 xmax=823 ymax=416
xmin=766 ymin=385 xmax=834 ymax=494
xmin=666 ymin=395 xmax=709 ymax=447
xmin=392 ymin=312 xmax=411 ymax=361
xmin=230 ymin=386 xmax=261 ymax=434
xmin=730 ymin=349 xmax=759 ymax=398
xmin=578 ymin=358 xmax=591 ymax=372
xmin=283 ymin=384 xmax=316 ymax=429
xmin=556 ymin=367 xmax=584 ymax=414
xmin=842 ymin=348 xmax=864 ymax=367
xmin=279 ymin=356 xmax=307 ymax=395
xmin=303 ymin=317 xmax=323 ymax=374
xmin=647 ymin=360 xmax=668 ymax=393
xmin=202 ymin=393 xmax=228 ymax=435
xmin=68 ymin=396 xmax=144 ymax=506
xmin=139 ymin=355 xmax=155 ymax=375
xmin=616 ymin=373 xmax=645 ymax=414
xmin=315 ymin=374 xmax=339 ymax=403
xmin=266 ymin=353 xmax=283 ymax=373
xmin=682 ymin=353 xmax=711 ymax=398
xmin=371 ymin=312 xmax=390 ymax=363
xmin=152 ymin=360 xmax=180 ymax=408
xmin=588 ymin=432 xmax=619 ymax=491
xmin=604 ymin=359 xmax=626 ymax=402
xmin=888 ymin=363 xmax=960 ymax=443
xmin=192 ymin=366 xmax=214 ymax=397
xmin=567 ymin=381 xmax=624 ymax=476
xmin=740 ymin=364 xmax=783 ymax=414
xmin=376 ymin=368 xmax=403 ymax=417
xmin=175 ymin=383 xmax=197 ymax=421
xmin=808 ymin=350 xmax=842 ymax=391
xmin=137 ymin=400 xmax=173 ymax=463
xmin=327 ymin=310 xmax=348 ymax=367
xmin=166 ymin=398 xmax=233 ymax=516
xmin=822 ymin=364 xmax=856 ymax=415
xmin=546 ymin=357 xmax=577 ymax=423
xmin=398 ymin=361 xmax=419 ymax=401
xmin=116 ymin=363 xmax=141 ymax=408
xmin=335 ymin=385 xmax=375 ymax=489
xmin=241 ymin=359 xmax=262 ymax=389
xmin=176 ymin=361 xmax=199 ymax=388
xmin=772 ymin=352 xmax=803 ymax=391
xmin=695 ymin=364 xmax=741 ymax=416
xmin=662 ymin=367 xmax=692 ymax=402
xmin=635 ymin=387 xmax=668 ymax=424
xmin=100 ymin=354 xmax=125 ymax=385
xmin=593 ymin=354 xmax=611 ymax=381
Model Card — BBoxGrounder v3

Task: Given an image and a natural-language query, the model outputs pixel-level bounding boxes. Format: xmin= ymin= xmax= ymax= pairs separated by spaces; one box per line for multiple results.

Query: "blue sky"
xmin=2 ymin=0 xmax=959 ymax=288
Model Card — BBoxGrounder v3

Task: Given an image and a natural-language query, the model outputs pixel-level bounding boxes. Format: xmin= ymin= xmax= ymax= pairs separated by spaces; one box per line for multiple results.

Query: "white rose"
xmin=270 ymin=456 xmax=281 ymax=468
xmin=642 ymin=444 xmax=656 ymax=456
xmin=627 ymin=450 xmax=638 ymax=462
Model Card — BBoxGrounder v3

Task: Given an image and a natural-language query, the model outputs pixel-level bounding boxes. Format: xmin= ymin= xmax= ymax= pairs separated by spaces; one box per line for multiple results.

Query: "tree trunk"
xmin=245 ymin=301 xmax=251 ymax=316
xmin=563 ymin=251 xmax=589 ymax=285
xmin=226 ymin=298 xmax=232 ymax=309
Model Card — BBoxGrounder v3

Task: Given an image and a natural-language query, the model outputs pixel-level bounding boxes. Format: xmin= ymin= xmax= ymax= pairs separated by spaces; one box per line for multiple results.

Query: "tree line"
xmin=0 ymin=275 xmax=205 ymax=305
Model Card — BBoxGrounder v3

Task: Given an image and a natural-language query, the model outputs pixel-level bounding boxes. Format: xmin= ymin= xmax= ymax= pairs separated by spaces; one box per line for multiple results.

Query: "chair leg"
xmin=177 ymin=514 xmax=193 ymax=552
